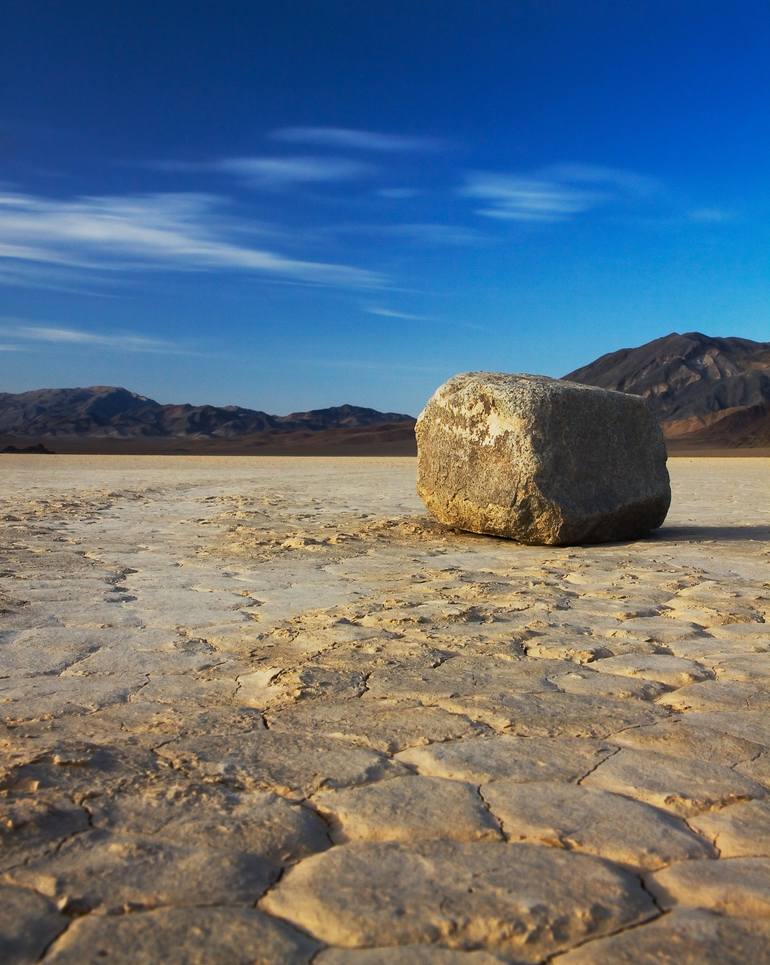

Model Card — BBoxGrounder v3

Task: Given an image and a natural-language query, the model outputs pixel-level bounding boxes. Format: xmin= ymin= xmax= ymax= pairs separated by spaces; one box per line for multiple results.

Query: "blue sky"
xmin=1 ymin=1 xmax=769 ymax=414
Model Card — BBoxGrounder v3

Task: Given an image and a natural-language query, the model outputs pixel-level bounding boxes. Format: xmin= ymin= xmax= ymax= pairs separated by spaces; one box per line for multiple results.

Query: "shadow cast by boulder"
xmin=403 ymin=516 xmax=769 ymax=548
xmin=654 ymin=524 xmax=770 ymax=543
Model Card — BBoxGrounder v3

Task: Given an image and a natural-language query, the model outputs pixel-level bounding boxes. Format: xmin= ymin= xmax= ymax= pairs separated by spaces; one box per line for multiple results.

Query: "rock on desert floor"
xmin=0 ymin=455 xmax=768 ymax=963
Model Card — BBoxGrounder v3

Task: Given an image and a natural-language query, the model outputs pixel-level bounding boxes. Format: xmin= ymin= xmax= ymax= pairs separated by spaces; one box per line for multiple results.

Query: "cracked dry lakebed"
xmin=1 ymin=454 xmax=769 ymax=964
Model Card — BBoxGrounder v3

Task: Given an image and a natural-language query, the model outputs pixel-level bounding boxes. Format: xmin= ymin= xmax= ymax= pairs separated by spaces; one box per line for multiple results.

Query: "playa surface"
xmin=1 ymin=455 xmax=769 ymax=962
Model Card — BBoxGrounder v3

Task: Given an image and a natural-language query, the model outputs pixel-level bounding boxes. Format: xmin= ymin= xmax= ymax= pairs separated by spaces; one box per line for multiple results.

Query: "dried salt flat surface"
xmin=0 ymin=454 xmax=768 ymax=964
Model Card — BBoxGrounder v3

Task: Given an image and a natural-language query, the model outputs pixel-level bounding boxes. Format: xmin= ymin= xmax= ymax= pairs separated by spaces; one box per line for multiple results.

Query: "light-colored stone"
xmin=664 ymin=584 xmax=765 ymax=627
xmin=89 ymin=781 xmax=329 ymax=862
xmin=555 ymin=909 xmax=770 ymax=964
xmin=317 ymin=948 xmax=503 ymax=963
xmin=713 ymin=653 xmax=770 ymax=683
xmin=384 ymin=684 xmax=665 ymax=735
xmin=156 ymin=730 xmax=404 ymax=799
xmin=611 ymin=719 xmax=762 ymax=766
xmin=648 ymin=857 xmax=770 ymax=917
xmin=1 ymin=738 xmax=160 ymax=803
xmin=397 ymin=735 xmax=615 ymax=784
xmin=6 ymin=830 xmax=278 ymax=911
xmin=313 ymin=775 xmax=500 ymax=843
xmin=688 ymin=800 xmax=770 ymax=857
xmin=416 ymin=372 xmax=670 ymax=545
xmin=658 ymin=680 xmax=770 ymax=713
xmin=548 ymin=668 xmax=667 ymax=700
xmin=44 ymin=906 xmax=320 ymax=964
xmin=682 ymin=710 xmax=770 ymax=749
xmin=265 ymin=698 xmax=484 ymax=754
xmin=736 ymin=752 xmax=770 ymax=788
xmin=583 ymin=747 xmax=766 ymax=815
xmin=590 ymin=653 xmax=713 ymax=687
xmin=481 ymin=780 xmax=715 ymax=869
xmin=364 ymin=655 xmax=566 ymax=702
xmin=524 ymin=639 xmax=614 ymax=663
xmin=261 ymin=840 xmax=656 ymax=960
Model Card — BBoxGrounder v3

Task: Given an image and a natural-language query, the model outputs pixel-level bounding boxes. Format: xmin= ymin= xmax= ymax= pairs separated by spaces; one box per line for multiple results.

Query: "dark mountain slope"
xmin=0 ymin=386 xmax=415 ymax=440
xmin=565 ymin=332 xmax=770 ymax=445
xmin=283 ymin=404 xmax=414 ymax=430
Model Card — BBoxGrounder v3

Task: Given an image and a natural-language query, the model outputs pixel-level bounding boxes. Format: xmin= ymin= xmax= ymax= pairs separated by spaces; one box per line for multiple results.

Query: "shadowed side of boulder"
xmin=416 ymin=372 xmax=671 ymax=545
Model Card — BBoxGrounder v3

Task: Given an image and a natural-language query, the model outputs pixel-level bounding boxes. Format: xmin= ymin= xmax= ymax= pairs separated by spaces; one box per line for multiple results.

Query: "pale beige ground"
xmin=1 ymin=455 xmax=769 ymax=964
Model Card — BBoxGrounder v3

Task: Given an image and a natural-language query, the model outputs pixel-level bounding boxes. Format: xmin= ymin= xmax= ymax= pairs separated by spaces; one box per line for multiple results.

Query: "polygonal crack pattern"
xmin=0 ymin=455 xmax=768 ymax=962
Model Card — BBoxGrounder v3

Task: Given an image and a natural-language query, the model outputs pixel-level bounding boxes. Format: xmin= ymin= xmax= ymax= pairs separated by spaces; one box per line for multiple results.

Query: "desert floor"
xmin=1 ymin=455 xmax=769 ymax=963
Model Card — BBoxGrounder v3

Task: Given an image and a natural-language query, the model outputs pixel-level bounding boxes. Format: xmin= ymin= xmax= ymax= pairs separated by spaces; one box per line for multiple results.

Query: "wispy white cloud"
xmin=155 ymin=156 xmax=373 ymax=187
xmin=363 ymin=305 xmax=490 ymax=333
xmin=688 ymin=207 xmax=733 ymax=223
xmin=461 ymin=164 xmax=658 ymax=222
xmin=0 ymin=321 xmax=184 ymax=354
xmin=377 ymin=188 xmax=421 ymax=199
xmin=0 ymin=258 xmax=124 ymax=296
xmin=335 ymin=222 xmax=485 ymax=246
xmin=462 ymin=174 xmax=604 ymax=222
xmin=365 ymin=305 xmax=433 ymax=321
xmin=219 ymin=156 xmax=372 ymax=186
xmin=270 ymin=127 xmax=443 ymax=152
xmin=540 ymin=164 xmax=659 ymax=195
xmin=0 ymin=343 xmax=21 ymax=351
xmin=0 ymin=191 xmax=381 ymax=288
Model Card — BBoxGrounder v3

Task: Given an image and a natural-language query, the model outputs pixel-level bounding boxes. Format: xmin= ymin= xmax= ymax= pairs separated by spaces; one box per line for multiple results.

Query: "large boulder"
xmin=416 ymin=372 xmax=671 ymax=545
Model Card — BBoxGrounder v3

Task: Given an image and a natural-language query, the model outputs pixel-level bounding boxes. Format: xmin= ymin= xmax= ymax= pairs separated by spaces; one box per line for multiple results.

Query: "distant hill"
xmin=5 ymin=333 xmax=769 ymax=455
xmin=0 ymin=386 xmax=417 ymax=454
xmin=565 ymin=332 xmax=770 ymax=448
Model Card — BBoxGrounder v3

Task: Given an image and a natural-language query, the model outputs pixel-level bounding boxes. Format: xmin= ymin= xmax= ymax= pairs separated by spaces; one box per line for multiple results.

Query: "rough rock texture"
xmin=582 ymin=747 xmax=766 ymax=815
xmin=397 ymin=735 xmax=615 ymax=784
xmin=555 ymin=909 xmax=770 ymax=964
xmin=6 ymin=829 xmax=279 ymax=912
xmin=317 ymin=949 xmax=502 ymax=964
xmin=648 ymin=857 xmax=770 ymax=917
xmin=480 ymin=780 xmax=715 ymax=869
xmin=416 ymin=372 xmax=671 ymax=545
xmin=0 ymin=884 xmax=66 ymax=963
xmin=260 ymin=840 xmax=655 ymax=960
xmin=313 ymin=775 xmax=501 ymax=843
xmin=1 ymin=454 xmax=769 ymax=960
xmin=564 ymin=330 xmax=770 ymax=447
xmin=688 ymin=800 xmax=770 ymax=857
xmin=44 ymin=907 xmax=320 ymax=964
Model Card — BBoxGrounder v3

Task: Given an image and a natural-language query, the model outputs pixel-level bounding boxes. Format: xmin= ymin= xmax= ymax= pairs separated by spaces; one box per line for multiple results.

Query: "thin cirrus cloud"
xmin=688 ymin=207 xmax=733 ymax=223
xmin=335 ymin=222 xmax=485 ymax=246
xmin=218 ymin=156 xmax=373 ymax=186
xmin=461 ymin=164 xmax=658 ymax=222
xmin=0 ymin=322 xmax=182 ymax=354
xmin=0 ymin=191 xmax=381 ymax=288
xmin=377 ymin=188 xmax=421 ymax=200
xmin=155 ymin=155 xmax=374 ymax=187
xmin=365 ymin=305 xmax=433 ymax=321
xmin=364 ymin=305 xmax=491 ymax=334
xmin=540 ymin=164 xmax=659 ymax=195
xmin=270 ymin=127 xmax=444 ymax=152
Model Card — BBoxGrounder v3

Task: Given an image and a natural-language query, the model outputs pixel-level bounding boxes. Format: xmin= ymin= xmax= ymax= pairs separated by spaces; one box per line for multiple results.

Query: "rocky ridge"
xmin=0 ymin=386 xmax=415 ymax=440
xmin=565 ymin=331 xmax=770 ymax=447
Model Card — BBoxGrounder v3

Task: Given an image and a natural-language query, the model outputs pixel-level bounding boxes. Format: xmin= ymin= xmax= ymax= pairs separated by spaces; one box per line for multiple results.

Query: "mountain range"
xmin=0 ymin=387 xmax=417 ymax=454
xmin=565 ymin=331 xmax=770 ymax=448
xmin=2 ymin=331 xmax=768 ymax=453
xmin=0 ymin=386 xmax=414 ymax=438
